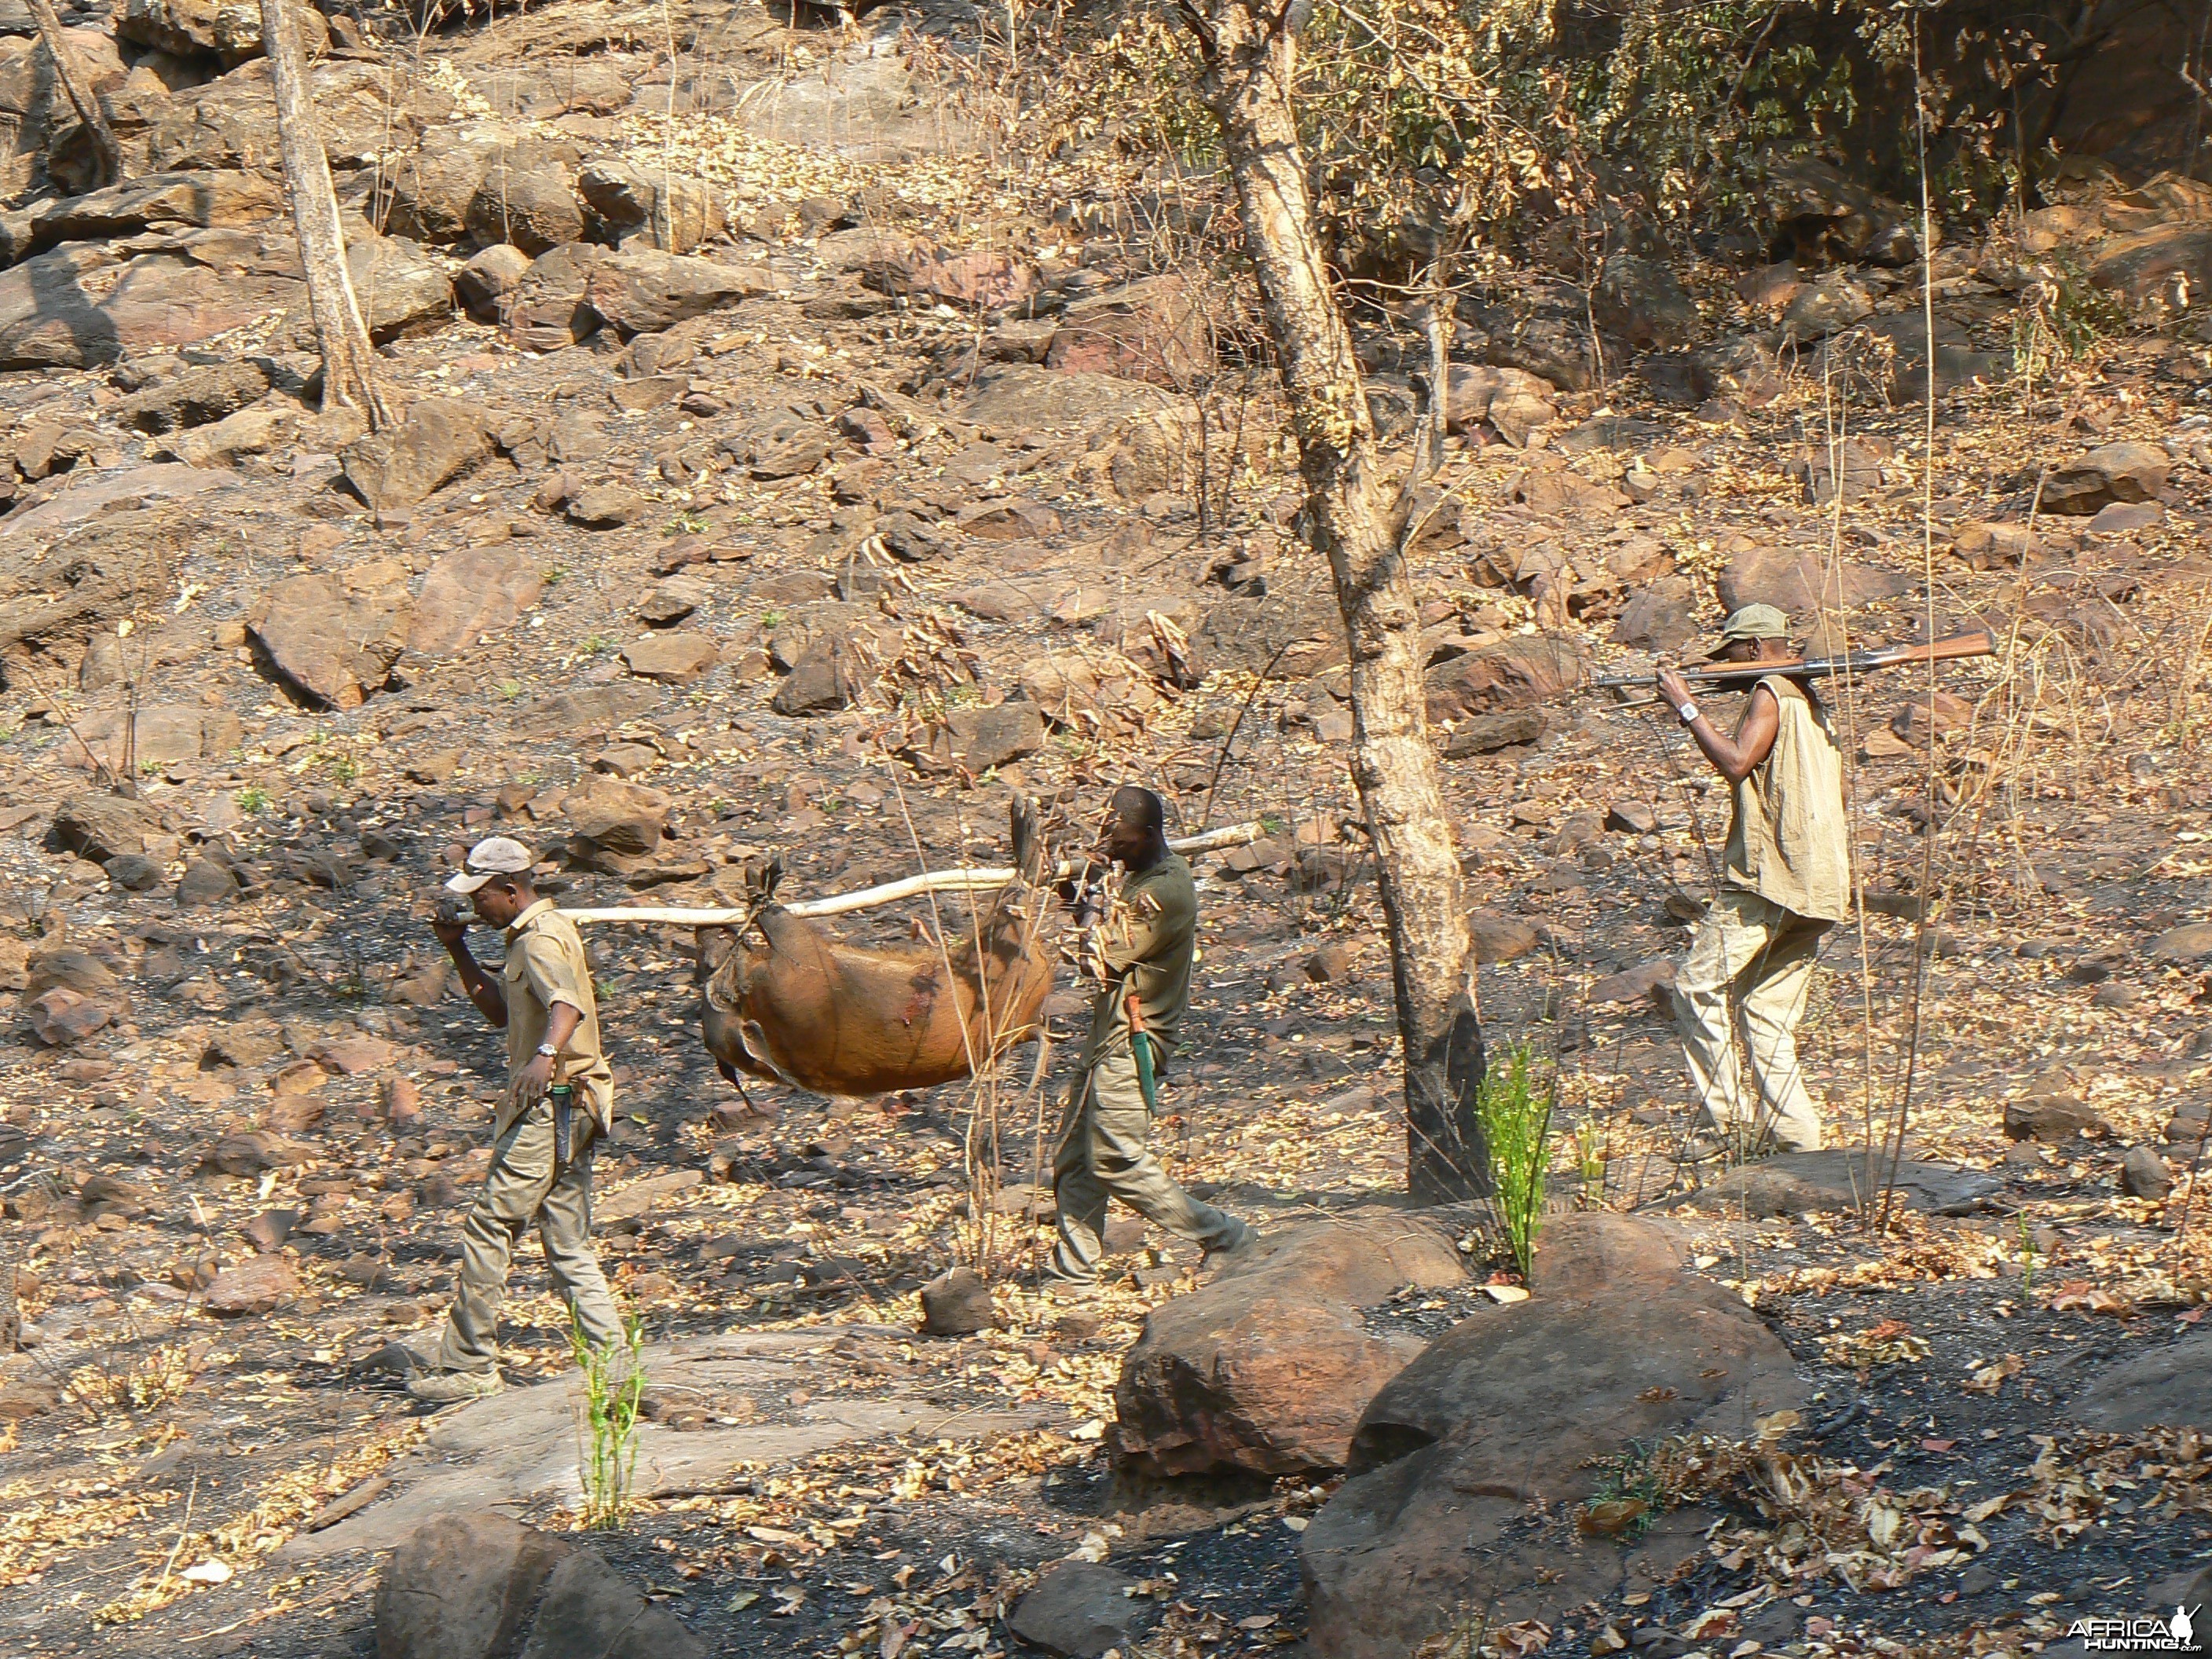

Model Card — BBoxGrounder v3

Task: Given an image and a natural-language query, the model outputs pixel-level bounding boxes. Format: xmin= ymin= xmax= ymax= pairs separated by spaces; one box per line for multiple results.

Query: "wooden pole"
xmin=259 ymin=0 xmax=388 ymax=429
xmin=27 ymin=0 xmax=122 ymax=189
xmin=562 ymin=822 xmax=1265 ymax=926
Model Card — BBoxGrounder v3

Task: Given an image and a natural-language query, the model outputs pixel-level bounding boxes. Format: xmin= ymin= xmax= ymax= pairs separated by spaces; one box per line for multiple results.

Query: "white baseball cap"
xmin=445 ymin=836 xmax=535 ymax=893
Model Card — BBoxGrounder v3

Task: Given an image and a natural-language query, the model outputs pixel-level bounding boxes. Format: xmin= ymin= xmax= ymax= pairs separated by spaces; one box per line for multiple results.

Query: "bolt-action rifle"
xmin=1589 ymin=628 xmax=1997 ymax=694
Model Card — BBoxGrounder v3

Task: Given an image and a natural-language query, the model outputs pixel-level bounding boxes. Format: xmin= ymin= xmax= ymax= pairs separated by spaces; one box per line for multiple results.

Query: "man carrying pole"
xmin=410 ymin=837 xmax=625 ymax=1402
xmin=1654 ymin=606 xmax=1852 ymax=1161
xmin=1044 ymin=786 xmax=1254 ymax=1293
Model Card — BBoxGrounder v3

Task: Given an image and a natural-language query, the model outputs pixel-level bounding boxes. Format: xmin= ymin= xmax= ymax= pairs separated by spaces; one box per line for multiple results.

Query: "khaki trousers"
xmin=1048 ymin=1046 xmax=1245 ymax=1284
xmin=434 ymin=1096 xmax=624 ymax=1373
xmin=1675 ymin=889 xmax=1831 ymax=1153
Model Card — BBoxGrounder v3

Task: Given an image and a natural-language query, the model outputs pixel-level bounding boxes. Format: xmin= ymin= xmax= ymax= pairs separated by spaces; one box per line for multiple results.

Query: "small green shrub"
xmin=1477 ymin=1042 xmax=1553 ymax=1280
xmin=569 ymin=1311 xmax=646 ymax=1530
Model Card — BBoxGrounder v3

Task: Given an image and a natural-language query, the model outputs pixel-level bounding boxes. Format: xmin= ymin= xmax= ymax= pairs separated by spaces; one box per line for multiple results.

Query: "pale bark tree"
xmin=1175 ymin=0 xmax=1488 ymax=1199
xmin=259 ymin=0 xmax=388 ymax=429
xmin=28 ymin=0 xmax=123 ymax=188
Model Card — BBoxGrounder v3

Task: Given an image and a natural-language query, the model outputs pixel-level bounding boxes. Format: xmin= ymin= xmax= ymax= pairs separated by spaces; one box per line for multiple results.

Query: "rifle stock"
xmin=1588 ymin=629 xmax=1995 ymax=692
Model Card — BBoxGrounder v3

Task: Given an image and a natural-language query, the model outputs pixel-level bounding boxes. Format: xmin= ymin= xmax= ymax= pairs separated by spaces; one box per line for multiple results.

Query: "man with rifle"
xmin=1654 ymin=605 xmax=1851 ymax=1161
xmin=1044 ymin=786 xmax=1254 ymax=1293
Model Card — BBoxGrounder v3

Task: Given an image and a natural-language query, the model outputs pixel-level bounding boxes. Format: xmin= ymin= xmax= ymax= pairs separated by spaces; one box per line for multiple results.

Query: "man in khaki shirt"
xmin=415 ymin=837 xmax=624 ymax=1402
xmin=1045 ymin=787 xmax=1253 ymax=1291
xmin=1657 ymin=605 xmax=1851 ymax=1159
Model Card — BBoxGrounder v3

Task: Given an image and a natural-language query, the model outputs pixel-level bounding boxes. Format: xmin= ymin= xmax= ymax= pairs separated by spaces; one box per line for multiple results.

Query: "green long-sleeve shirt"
xmin=1081 ymin=853 xmax=1196 ymax=1070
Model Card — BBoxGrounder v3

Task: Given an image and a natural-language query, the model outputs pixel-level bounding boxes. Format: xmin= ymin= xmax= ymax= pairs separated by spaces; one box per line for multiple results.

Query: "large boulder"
xmin=407 ymin=547 xmax=544 ymax=657
xmin=2042 ymin=441 xmax=2171 ymax=516
xmin=50 ymin=792 xmax=164 ymax=862
xmin=500 ymin=242 xmax=605 ymax=350
xmin=1046 ymin=275 xmax=1210 ymax=385
xmin=115 ymin=359 xmax=272 ymax=433
xmin=2090 ymin=223 xmax=2212 ymax=306
xmin=2069 ymin=1328 xmax=2212 ymax=1430
xmin=580 ymin=249 xmax=772 ymax=337
xmin=564 ymin=777 xmax=668 ymax=858
xmin=1762 ymin=156 xmax=1917 ymax=266
xmin=1110 ymin=1215 xmax=1464 ymax=1481
xmin=340 ymin=399 xmax=492 ymax=511
xmin=1298 ymin=1217 xmax=1804 ymax=1659
xmin=464 ymin=142 xmax=584 ymax=255
xmin=115 ymin=0 xmax=328 ymax=62
xmin=1716 ymin=546 xmax=1914 ymax=613
xmin=575 ymin=159 xmax=726 ymax=255
xmin=249 ymin=573 xmax=408 ymax=710
xmin=374 ymin=1511 xmax=708 ymax=1659
xmin=1423 ymin=635 xmax=1588 ymax=723
xmin=31 ymin=171 xmax=283 ymax=251
xmin=1593 ymin=254 xmax=1701 ymax=350
xmin=1192 ymin=595 xmax=1343 ymax=679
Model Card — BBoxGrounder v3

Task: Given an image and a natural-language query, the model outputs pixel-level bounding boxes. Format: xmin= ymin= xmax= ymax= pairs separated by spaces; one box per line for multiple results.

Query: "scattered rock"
xmin=51 ymin=793 xmax=163 ymax=862
xmin=1763 ymin=156 xmax=1917 ymax=266
xmin=1611 ymin=574 xmax=1701 ymax=654
xmin=918 ymin=1268 xmax=995 ymax=1336
xmin=576 ymin=159 xmax=727 ymax=255
xmin=621 ymin=632 xmax=719 ymax=683
xmin=565 ymin=778 xmax=668 ymax=859
xmin=1467 ymin=910 xmax=1538 ymax=964
xmin=244 ymin=1208 xmax=297 ymax=1254
xmin=1423 ymin=636 xmax=1588 ymax=723
xmin=250 ymin=573 xmax=407 ymax=710
xmin=943 ymin=702 xmax=1045 ymax=772
xmin=566 ymin=484 xmax=646 ymax=529
xmin=581 ymin=249 xmax=773 ymax=337
xmin=1604 ymin=801 xmax=1657 ymax=835
xmin=1110 ymin=1214 xmax=1463 ymax=1481
xmin=1716 ymin=546 xmax=1914 ymax=613
xmin=27 ymin=986 xmax=114 ymax=1045
xmin=2121 ymin=1145 xmax=2174 ymax=1201
xmin=771 ymin=633 xmax=864 ymax=716
xmin=1443 ymin=364 xmax=1558 ymax=441
xmin=203 ymin=1255 xmax=298 ymax=1317
xmin=1007 ymin=1562 xmax=1157 ymax=1658
xmin=1662 ymin=1151 xmax=2001 ymax=1218
xmin=1588 ymin=958 xmax=1675 ymax=1009
xmin=2147 ymin=921 xmax=2212 ymax=962
xmin=455 ymin=244 xmax=531 ymax=320
xmin=1440 ymin=709 xmax=1547 ymax=757
xmin=2068 ymin=1328 xmax=2212 ymax=1433
xmin=373 ymin=1511 xmax=708 ymax=1659
xmin=1779 ymin=270 xmax=1873 ymax=342
xmin=2004 ymin=1091 xmax=2110 ymax=1143
xmin=115 ymin=358 xmax=272 ymax=433
xmin=2042 ymin=441 xmax=2170 ymax=516
xmin=175 ymin=858 xmax=238 ymax=907
xmin=407 ymin=547 xmax=544 ymax=657
xmin=340 ymin=399 xmax=492 ymax=511
xmin=104 ymin=852 xmax=163 ymax=891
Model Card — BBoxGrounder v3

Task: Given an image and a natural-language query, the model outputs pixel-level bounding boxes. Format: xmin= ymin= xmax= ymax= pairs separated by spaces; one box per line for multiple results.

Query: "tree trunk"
xmin=28 ymin=0 xmax=123 ymax=188
xmin=259 ymin=0 xmax=387 ymax=429
xmin=1177 ymin=0 xmax=1487 ymax=1200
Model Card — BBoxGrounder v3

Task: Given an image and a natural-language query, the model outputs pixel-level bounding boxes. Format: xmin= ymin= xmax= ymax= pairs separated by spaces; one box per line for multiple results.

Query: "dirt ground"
xmin=1 ymin=0 xmax=2210 ymax=1654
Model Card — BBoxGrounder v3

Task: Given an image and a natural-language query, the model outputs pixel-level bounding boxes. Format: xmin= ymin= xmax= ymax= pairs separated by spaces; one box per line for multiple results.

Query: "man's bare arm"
xmin=1656 ymin=671 xmax=1781 ymax=784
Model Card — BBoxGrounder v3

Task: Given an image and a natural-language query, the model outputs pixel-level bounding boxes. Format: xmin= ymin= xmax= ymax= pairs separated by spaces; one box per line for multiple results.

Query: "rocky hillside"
xmin=0 ymin=0 xmax=2210 ymax=1655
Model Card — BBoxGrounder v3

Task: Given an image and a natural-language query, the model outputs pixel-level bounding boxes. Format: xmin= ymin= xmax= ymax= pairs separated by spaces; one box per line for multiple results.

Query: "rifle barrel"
xmin=1588 ymin=629 xmax=1994 ymax=693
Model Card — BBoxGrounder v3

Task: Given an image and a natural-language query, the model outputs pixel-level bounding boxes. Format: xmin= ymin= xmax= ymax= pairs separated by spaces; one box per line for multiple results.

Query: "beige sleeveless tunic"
xmin=1722 ymin=675 xmax=1851 ymax=922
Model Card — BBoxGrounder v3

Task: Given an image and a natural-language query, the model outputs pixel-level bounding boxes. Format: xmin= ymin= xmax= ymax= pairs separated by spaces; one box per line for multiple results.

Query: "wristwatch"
xmin=1677 ymin=701 xmax=1700 ymax=725
xmin=535 ymin=1042 xmax=558 ymax=1058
